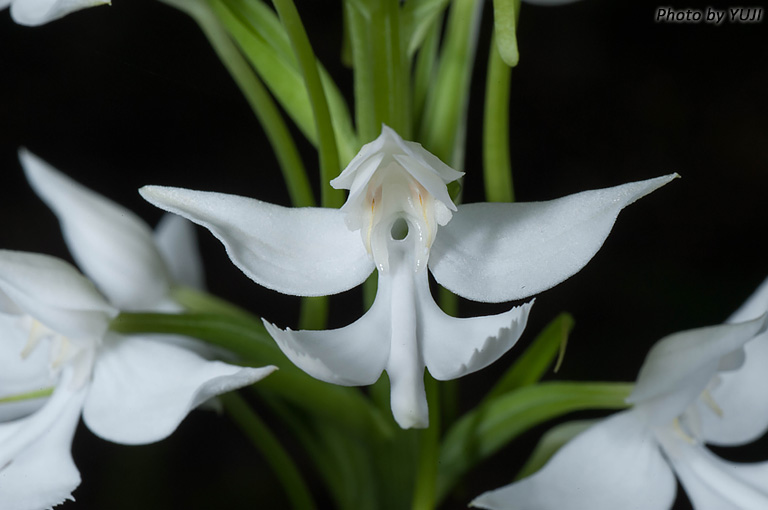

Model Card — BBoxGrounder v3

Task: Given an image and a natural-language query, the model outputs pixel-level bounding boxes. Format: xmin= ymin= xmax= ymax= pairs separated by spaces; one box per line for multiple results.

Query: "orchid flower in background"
xmin=0 ymin=153 xmax=277 ymax=510
xmin=0 ymin=0 xmax=108 ymax=26
xmin=20 ymin=148 xmax=205 ymax=314
xmin=0 ymin=251 xmax=274 ymax=510
xmin=472 ymin=278 xmax=768 ymax=510
xmin=140 ymin=125 xmax=677 ymax=429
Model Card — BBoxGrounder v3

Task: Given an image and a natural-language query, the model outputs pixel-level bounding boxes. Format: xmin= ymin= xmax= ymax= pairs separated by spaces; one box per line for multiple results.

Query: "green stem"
xmin=345 ymin=0 xmax=377 ymax=144
xmin=411 ymin=16 xmax=440 ymax=130
xmin=371 ymin=0 xmax=409 ymax=136
xmin=386 ymin=0 xmax=410 ymax=137
xmin=418 ymin=0 xmax=483 ymax=166
xmin=483 ymin=33 xmax=515 ymax=203
xmin=370 ymin=0 xmax=389 ymax=134
xmin=160 ymin=0 xmax=314 ymax=207
xmin=271 ymin=0 xmax=344 ymax=208
xmin=298 ymin=295 xmax=329 ymax=330
xmin=221 ymin=392 xmax=317 ymax=510
xmin=411 ymin=374 xmax=440 ymax=510
xmin=491 ymin=0 xmax=521 ymax=67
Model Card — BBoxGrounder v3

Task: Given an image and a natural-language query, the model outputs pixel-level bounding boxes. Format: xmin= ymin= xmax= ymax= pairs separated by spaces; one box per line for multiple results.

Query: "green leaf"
xmin=164 ymin=0 xmax=314 ymax=207
xmin=515 ymin=418 xmax=596 ymax=480
xmin=223 ymin=0 xmax=359 ymax=165
xmin=485 ymin=312 xmax=575 ymax=401
xmin=226 ymin=0 xmax=294 ymax=61
xmin=402 ymin=0 xmax=451 ymax=57
xmin=213 ymin=1 xmax=317 ymax=146
xmin=436 ymin=381 xmax=632 ymax=503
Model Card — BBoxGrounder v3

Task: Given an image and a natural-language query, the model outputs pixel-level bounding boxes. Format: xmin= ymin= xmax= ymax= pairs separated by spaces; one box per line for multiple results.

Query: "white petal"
xmin=628 ymin=316 xmax=766 ymax=426
xmin=471 ymin=411 xmax=676 ymax=510
xmin=153 ymin=213 xmax=205 ymax=290
xmin=419 ymin=276 xmax=533 ymax=381
xmin=264 ymin=286 xmax=391 ymax=386
xmin=430 ymin=174 xmax=678 ymax=303
xmin=21 ymin=150 xmax=171 ymax=310
xmin=0 ymin=250 xmax=115 ymax=339
xmin=0 ymin=383 xmax=84 ymax=510
xmin=10 ymin=0 xmax=108 ymax=26
xmin=657 ymin=428 xmax=768 ymax=510
xmin=140 ymin=186 xmax=374 ymax=297
xmin=82 ymin=334 xmax=276 ymax=445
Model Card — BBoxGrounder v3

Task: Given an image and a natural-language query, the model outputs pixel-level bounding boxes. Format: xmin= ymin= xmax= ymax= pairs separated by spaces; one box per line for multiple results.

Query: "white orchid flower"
xmin=0 ymin=153 xmax=277 ymax=510
xmin=472 ymin=279 xmax=768 ymax=510
xmin=0 ymin=0 xmax=108 ymax=26
xmin=140 ymin=125 xmax=676 ymax=429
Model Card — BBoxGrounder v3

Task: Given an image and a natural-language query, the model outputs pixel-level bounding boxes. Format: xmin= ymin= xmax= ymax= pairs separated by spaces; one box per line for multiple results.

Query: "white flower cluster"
xmin=1 ymin=152 xmax=274 ymax=510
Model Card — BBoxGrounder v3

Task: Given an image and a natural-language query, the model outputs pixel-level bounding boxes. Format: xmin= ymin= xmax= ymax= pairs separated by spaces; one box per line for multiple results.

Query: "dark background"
xmin=1 ymin=0 xmax=767 ymax=508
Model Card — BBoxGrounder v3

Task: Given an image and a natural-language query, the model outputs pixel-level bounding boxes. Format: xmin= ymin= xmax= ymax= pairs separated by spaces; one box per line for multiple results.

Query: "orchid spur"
xmin=472 ymin=278 xmax=768 ymax=510
xmin=0 ymin=0 xmax=108 ymax=26
xmin=0 ymin=152 xmax=277 ymax=510
xmin=140 ymin=125 xmax=677 ymax=429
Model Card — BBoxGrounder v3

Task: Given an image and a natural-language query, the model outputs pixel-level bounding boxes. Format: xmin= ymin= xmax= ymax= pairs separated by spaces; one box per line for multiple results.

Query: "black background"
xmin=1 ymin=0 xmax=767 ymax=508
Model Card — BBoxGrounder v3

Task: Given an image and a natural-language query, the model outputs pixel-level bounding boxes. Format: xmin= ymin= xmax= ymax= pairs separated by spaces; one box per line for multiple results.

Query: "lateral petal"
xmin=418 ymin=272 xmax=533 ymax=380
xmin=140 ymin=186 xmax=375 ymax=297
xmin=430 ymin=175 xmax=677 ymax=303
xmin=264 ymin=286 xmax=391 ymax=386
xmin=153 ymin=214 xmax=206 ymax=290
xmin=82 ymin=333 xmax=276 ymax=445
xmin=21 ymin=150 xmax=171 ymax=310
xmin=471 ymin=411 xmax=676 ymax=510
